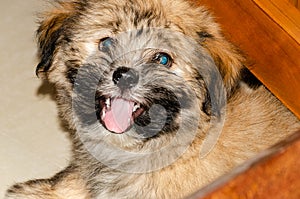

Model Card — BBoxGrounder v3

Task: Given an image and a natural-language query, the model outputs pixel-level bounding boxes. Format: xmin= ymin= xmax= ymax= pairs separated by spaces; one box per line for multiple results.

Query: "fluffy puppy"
xmin=6 ymin=0 xmax=300 ymax=198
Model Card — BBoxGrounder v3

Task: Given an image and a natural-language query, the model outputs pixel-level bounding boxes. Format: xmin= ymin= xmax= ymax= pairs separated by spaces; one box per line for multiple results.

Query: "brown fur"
xmin=6 ymin=0 xmax=300 ymax=198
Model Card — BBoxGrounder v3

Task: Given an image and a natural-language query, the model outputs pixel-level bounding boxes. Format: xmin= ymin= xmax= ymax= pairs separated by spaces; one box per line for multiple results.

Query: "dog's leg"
xmin=5 ymin=166 xmax=90 ymax=199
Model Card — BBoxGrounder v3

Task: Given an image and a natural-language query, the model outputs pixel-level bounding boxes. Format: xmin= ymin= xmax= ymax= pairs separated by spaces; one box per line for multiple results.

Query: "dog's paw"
xmin=4 ymin=181 xmax=52 ymax=199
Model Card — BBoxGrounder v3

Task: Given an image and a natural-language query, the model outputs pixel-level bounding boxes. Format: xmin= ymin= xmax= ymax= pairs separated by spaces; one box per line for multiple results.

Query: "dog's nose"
xmin=112 ymin=67 xmax=139 ymax=90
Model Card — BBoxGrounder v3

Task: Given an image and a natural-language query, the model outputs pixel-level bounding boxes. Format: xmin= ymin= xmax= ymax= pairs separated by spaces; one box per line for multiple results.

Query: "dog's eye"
xmin=153 ymin=53 xmax=173 ymax=67
xmin=99 ymin=37 xmax=114 ymax=51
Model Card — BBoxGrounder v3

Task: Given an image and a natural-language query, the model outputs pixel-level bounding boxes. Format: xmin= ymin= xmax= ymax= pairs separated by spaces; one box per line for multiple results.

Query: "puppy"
xmin=6 ymin=0 xmax=300 ymax=198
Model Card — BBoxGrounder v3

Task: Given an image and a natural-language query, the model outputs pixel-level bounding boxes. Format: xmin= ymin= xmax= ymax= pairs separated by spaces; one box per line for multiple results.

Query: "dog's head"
xmin=36 ymin=0 xmax=245 ymax=171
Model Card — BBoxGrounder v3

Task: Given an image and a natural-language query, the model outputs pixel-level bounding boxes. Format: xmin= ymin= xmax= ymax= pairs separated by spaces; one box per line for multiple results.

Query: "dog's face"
xmin=36 ymin=0 xmax=243 ymax=171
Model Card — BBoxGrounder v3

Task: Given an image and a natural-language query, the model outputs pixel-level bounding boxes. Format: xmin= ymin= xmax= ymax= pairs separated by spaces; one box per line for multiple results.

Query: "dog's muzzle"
xmin=97 ymin=67 xmax=145 ymax=134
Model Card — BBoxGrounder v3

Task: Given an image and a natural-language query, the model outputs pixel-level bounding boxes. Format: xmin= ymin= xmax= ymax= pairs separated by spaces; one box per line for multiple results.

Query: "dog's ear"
xmin=197 ymin=30 xmax=245 ymax=95
xmin=36 ymin=1 xmax=77 ymax=78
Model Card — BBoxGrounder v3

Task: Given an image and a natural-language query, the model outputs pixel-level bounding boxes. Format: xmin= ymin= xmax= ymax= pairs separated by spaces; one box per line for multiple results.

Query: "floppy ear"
xmin=198 ymin=30 xmax=245 ymax=95
xmin=36 ymin=1 xmax=77 ymax=78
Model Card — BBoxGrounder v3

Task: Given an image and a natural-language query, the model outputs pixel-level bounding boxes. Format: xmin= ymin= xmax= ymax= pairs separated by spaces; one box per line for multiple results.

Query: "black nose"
xmin=112 ymin=67 xmax=139 ymax=90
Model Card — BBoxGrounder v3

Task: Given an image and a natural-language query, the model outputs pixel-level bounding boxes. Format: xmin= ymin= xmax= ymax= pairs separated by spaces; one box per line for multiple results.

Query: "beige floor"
xmin=0 ymin=0 xmax=70 ymax=197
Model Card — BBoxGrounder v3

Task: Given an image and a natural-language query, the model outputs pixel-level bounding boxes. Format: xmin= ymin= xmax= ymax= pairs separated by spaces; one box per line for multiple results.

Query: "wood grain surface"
xmin=189 ymin=132 xmax=300 ymax=199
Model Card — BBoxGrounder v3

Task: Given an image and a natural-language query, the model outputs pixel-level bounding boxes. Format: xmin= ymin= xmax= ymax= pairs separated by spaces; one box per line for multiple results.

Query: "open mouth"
xmin=97 ymin=96 xmax=145 ymax=134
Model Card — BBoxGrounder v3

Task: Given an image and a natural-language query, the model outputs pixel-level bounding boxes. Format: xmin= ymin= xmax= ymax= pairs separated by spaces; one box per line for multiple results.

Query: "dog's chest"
xmin=93 ymin=173 xmax=160 ymax=199
xmin=91 ymin=162 xmax=207 ymax=199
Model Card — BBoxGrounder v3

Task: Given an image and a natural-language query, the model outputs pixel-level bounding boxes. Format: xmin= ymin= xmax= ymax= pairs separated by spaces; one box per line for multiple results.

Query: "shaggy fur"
xmin=6 ymin=0 xmax=300 ymax=198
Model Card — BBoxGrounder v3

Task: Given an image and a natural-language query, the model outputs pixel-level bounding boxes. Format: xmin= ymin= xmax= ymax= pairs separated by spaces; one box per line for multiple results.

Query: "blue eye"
xmin=160 ymin=55 xmax=169 ymax=65
xmin=99 ymin=37 xmax=114 ymax=51
xmin=153 ymin=53 xmax=172 ymax=67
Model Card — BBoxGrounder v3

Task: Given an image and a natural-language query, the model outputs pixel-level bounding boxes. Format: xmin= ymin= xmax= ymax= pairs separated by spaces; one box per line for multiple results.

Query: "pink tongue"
xmin=103 ymin=98 xmax=134 ymax=134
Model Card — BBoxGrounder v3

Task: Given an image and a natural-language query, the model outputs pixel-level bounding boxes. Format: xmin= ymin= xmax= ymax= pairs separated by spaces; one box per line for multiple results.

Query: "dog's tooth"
xmin=105 ymin=98 xmax=111 ymax=108
xmin=133 ymin=103 xmax=140 ymax=112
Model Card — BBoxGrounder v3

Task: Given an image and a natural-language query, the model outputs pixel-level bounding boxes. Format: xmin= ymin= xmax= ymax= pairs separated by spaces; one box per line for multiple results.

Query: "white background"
xmin=0 ymin=0 xmax=70 ymax=197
